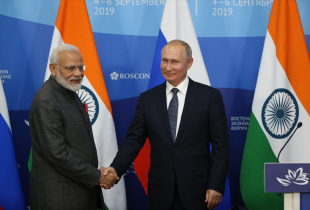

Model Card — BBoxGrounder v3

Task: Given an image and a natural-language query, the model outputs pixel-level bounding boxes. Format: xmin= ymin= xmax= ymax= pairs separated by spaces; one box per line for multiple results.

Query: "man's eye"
xmin=67 ymin=66 xmax=75 ymax=70
xmin=78 ymin=65 xmax=84 ymax=70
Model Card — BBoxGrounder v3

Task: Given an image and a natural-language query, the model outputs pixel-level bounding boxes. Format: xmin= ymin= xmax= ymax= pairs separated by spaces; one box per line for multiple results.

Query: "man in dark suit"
xmin=29 ymin=44 xmax=118 ymax=210
xmin=103 ymin=40 xmax=230 ymax=210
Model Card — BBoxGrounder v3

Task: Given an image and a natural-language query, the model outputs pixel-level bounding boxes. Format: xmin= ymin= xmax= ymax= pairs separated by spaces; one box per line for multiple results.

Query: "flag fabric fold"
xmin=240 ymin=0 xmax=310 ymax=209
xmin=40 ymin=0 xmax=127 ymax=209
xmin=0 ymin=81 xmax=26 ymax=210
xmin=134 ymin=0 xmax=231 ymax=209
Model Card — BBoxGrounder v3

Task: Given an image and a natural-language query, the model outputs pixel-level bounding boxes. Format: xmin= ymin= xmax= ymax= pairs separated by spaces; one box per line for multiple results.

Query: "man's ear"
xmin=49 ymin=64 xmax=57 ymax=77
xmin=187 ymin=58 xmax=194 ymax=70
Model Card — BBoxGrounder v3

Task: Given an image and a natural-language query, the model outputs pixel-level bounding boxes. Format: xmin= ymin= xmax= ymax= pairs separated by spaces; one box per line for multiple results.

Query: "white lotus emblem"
xmin=276 ymin=168 xmax=309 ymax=186
xmin=110 ymin=72 xmax=119 ymax=80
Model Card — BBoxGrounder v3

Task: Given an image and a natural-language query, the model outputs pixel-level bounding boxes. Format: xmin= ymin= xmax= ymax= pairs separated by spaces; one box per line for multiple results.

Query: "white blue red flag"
xmin=0 ymin=81 xmax=26 ymax=210
xmin=134 ymin=0 xmax=232 ymax=209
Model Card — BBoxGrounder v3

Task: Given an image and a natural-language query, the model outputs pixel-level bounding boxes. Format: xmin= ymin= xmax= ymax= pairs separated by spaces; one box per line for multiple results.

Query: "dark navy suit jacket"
xmin=111 ymin=78 xmax=230 ymax=210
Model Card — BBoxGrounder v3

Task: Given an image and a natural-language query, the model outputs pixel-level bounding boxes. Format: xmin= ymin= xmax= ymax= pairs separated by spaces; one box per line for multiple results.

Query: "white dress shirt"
xmin=166 ymin=76 xmax=189 ymax=138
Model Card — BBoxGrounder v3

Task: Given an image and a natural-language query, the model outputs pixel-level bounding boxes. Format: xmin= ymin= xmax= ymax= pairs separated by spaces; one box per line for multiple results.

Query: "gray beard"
xmin=55 ymin=69 xmax=83 ymax=92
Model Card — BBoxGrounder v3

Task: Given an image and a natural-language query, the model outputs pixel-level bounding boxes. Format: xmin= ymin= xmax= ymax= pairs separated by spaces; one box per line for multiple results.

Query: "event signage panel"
xmin=265 ymin=163 xmax=310 ymax=193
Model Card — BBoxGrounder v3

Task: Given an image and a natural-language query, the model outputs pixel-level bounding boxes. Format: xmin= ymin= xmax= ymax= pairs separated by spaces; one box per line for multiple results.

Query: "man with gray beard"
xmin=29 ymin=44 xmax=118 ymax=210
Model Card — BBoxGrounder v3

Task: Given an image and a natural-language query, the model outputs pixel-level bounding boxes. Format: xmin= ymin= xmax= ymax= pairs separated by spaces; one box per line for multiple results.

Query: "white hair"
xmin=50 ymin=44 xmax=81 ymax=64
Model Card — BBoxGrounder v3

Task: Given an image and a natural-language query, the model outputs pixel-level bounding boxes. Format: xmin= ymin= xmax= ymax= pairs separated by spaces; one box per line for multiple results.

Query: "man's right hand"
xmin=97 ymin=167 xmax=119 ymax=189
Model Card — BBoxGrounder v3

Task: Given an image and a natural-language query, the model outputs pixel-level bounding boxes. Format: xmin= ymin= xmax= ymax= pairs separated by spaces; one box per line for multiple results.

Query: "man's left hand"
xmin=97 ymin=167 xmax=119 ymax=189
xmin=205 ymin=189 xmax=222 ymax=209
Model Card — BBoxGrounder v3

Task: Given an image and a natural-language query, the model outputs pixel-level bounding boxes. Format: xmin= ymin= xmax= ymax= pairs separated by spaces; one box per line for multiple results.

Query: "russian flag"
xmin=0 ymin=81 xmax=26 ymax=210
xmin=134 ymin=0 xmax=231 ymax=209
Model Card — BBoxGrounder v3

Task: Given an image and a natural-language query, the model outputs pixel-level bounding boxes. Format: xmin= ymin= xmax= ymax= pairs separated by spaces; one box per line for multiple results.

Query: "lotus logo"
xmin=124 ymin=162 xmax=136 ymax=176
xmin=110 ymin=72 xmax=119 ymax=80
xmin=277 ymin=168 xmax=309 ymax=186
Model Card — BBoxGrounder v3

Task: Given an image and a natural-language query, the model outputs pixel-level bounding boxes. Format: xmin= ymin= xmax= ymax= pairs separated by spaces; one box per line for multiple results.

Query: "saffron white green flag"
xmin=42 ymin=0 xmax=127 ymax=209
xmin=240 ymin=0 xmax=310 ymax=209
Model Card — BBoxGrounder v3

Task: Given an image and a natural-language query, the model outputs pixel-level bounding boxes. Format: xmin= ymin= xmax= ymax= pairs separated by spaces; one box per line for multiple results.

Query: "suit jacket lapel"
xmin=154 ymin=82 xmax=175 ymax=145
xmin=175 ymin=78 xmax=200 ymax=145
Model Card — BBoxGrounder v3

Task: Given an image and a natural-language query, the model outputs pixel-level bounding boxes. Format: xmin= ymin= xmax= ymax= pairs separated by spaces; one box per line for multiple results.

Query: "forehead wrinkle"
xmin=162 ymin=44 xmax=187 ymax=59
xmin=162 ymin=47 xmax=186 ymax=62
xmin=58 ymin=51 xmax=83 ymax=65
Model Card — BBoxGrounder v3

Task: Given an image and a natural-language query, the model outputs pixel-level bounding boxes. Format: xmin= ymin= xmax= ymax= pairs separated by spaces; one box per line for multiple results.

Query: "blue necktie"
xmin=168 ymin=88 xmax=179 ymax=141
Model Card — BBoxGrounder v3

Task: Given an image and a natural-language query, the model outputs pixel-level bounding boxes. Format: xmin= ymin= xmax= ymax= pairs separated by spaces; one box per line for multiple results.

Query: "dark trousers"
xmin=169 ymin=180 xmax=210 ymax=210
xmin=169 ymin=180 xmax=186 ymax=210
xmin=97 ymin=185 xmax=104 ymax=209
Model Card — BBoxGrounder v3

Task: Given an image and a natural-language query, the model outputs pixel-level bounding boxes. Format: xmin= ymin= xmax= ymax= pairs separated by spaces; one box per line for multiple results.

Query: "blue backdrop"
xmin=1 ymin=0 xmax=310 ymax=209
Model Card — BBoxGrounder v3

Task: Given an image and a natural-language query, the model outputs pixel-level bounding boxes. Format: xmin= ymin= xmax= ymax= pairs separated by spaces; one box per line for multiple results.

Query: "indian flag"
xmin=42 ymin=0 xmax=126 ymax=209
xmin=240 ymin=0 xmax=310 ymax=209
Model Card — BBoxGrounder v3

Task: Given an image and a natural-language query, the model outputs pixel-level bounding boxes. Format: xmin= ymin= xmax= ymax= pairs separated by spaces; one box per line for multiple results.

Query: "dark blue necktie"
xmin=168 ymin=88 xmax=179 ymax=141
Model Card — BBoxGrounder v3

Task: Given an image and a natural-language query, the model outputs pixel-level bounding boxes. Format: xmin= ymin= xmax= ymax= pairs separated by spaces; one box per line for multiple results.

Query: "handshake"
xmin=97 ymin=167 xmax=119 ymax=189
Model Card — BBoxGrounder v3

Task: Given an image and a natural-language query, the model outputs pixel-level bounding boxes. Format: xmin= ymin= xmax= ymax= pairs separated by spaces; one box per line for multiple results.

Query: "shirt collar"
xmin=166 ymin=76 xmax=189 ymax=96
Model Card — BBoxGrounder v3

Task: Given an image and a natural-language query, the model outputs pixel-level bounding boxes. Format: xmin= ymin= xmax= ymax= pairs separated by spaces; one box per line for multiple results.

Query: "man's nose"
xmin=166 ymin=62 xmax=172 ymax=71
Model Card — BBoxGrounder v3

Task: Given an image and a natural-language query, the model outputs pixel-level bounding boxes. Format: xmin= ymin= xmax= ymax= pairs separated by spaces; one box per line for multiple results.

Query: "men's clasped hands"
xmin=97 ymin=167 xmax=119 ymax=189
xmin=96 ymin=167 xmax=222 ymax=210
